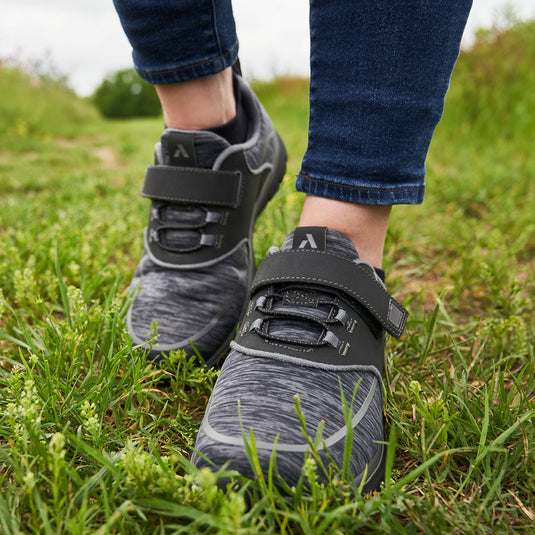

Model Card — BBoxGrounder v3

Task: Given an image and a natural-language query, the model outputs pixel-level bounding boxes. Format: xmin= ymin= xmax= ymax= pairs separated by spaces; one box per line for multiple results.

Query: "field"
xmin=0 ymin=21 xmax=533 ymax=534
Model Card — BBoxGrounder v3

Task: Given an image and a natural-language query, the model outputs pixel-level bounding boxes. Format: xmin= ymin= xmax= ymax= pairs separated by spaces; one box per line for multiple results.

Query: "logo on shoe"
xmin=172 ymin=144 xmax=190 ymax=160
xmin=298 ymin=233 xmax=318 ymax=249
xmin=292 ymin=227 xmax=327 ymax=250
xmin=167 ymin=132 xmax=197 ymax=166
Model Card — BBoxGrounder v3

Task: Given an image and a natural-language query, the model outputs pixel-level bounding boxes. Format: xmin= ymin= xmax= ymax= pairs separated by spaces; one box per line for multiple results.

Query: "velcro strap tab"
xmin=141 ymin=165 xmax=242 ymax=207
xmin=252 ymin=249 xmax=408 ymax=338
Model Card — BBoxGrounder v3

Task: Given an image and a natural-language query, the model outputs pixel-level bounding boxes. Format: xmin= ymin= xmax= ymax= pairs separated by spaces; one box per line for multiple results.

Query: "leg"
xmin=113 ymin=0 xmax=238 ymax=130
xmin=297 ymin=0 xmax=473 ymax=265
xmin=112 ymin=0 xmax=239 ymax=85
xmin=298 ymin=198 xmax=391 ymax=268
xmin=113 ymin=0 xmax=287 ymax=363
xmin=193 ymin=0 xmax=472 ymax=491
xmin=155 ymin=68 xmax=236 ymax=130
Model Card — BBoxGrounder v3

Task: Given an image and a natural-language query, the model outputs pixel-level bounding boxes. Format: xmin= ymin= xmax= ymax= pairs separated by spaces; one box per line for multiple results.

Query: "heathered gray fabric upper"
xmin=126 ymin=74 xmax=285 ymax=361
xmin=192 ymin=229 xmax=385 ymax=487
xmin=127 ymin=129 xmax=250 ymax=359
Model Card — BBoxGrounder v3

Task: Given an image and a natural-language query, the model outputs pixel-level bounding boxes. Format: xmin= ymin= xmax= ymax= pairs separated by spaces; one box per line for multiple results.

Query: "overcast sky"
xmin=2 ymin=0 xmax=535 ymax=96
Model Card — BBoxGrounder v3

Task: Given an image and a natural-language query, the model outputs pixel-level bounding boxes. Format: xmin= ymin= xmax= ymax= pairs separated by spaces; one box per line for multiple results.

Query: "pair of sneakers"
xmin=127 ymin=73 xmax=408 ymax=492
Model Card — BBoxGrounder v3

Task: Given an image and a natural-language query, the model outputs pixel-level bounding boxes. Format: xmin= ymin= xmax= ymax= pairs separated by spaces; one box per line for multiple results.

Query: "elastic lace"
xmin=248 ymin=285 xmax=354 ymax=351
xmin=152 ymin=203 xmax=223 ymax=253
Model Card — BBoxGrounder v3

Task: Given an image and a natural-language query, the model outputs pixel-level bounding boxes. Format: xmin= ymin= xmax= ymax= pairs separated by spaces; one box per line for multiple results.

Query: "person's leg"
xmin=298 ymin=199 xmax=391 ymax=268
xmin=297 ymin=0 xmax=473 ymax=266
xmin=193 ymin=0 xmax=472 ymax=491
xmin=155 ymin=68 xmax=235 ymax=130
xmin=112 ymin=0 xmax=239 ymax=85
xmin=114 ymin=0 xmax=239 ymax=128
xmin=113 ymin=0 xmax=287 ymax=363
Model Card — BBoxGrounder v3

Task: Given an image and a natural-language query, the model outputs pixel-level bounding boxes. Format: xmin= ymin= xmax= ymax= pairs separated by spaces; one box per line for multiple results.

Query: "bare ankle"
xmin=298 ymin=196 xmax=391 ymax=268
xmin=155 ymin=67 xmax=236 ymax=130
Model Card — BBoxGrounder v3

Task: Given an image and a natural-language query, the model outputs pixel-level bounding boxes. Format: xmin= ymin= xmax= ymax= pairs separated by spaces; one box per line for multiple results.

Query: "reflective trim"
xmin=201 ymin=377 xmax=378 ymax=452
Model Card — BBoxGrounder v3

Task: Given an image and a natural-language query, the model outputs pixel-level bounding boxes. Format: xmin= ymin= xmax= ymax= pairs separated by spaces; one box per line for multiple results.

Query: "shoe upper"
xmin=232 ymin=227 xmax=407 ymax=374
xmin=192 ymin=227 xmax=408 ymax=491
xmin=126 ymin=74 xmax=286 ymax=363
xmin=141 ymin=76 xmax=284 ymax=269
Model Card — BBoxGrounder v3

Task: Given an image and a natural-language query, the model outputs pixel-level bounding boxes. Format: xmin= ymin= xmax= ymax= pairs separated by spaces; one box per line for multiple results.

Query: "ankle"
xmin=297 ymin=196 xmax=391 ymax=268
xmin=155 ymin=67 xmax=236 ymax=130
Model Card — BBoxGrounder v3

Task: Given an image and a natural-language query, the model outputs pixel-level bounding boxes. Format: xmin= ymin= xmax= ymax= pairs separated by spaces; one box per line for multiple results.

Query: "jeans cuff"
xmin=296 ymin=173 xmax=425 ymax=206
xmin=133 ymin=42 xmax=239 ymax=85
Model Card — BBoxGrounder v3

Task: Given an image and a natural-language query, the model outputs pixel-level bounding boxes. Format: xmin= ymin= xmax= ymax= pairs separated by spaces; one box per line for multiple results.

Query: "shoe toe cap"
xmin=192 ymin=352 xmax=384 ymax=489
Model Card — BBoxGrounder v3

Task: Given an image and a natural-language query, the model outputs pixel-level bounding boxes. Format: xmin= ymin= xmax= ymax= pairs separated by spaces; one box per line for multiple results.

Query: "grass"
xmin=0 ymin=20 xmax=534 ymax=534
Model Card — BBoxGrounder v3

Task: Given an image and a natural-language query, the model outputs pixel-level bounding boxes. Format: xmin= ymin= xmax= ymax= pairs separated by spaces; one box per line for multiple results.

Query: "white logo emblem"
xmin=298 ymin=233 xmax=318 ymax=249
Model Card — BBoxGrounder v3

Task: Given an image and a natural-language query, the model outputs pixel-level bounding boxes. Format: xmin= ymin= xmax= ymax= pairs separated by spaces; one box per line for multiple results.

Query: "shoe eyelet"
xmin=249 ymin=318 xmax=263 ymax=332
xmin=323 ymin=330 xmax=340 ymax=349
xmin=339 ymin=341 xmax=351 ymax=357
xmin=150 ymin=207 xmax=160 ymax=222
xmin=150 ymin=229 xmax=159 ymax=243
xmin=255 ymin=296 xmax=267 ymax=310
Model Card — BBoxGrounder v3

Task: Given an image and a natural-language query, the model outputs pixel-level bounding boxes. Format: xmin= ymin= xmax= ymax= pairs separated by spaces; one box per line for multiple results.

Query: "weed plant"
xmin=0 ymin=21 xmax=533 ymax=534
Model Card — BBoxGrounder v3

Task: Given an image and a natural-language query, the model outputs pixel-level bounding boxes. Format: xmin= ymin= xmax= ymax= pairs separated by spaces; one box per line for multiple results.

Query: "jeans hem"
xmin=134 ymin=42 xmax=239 ymax=85
xmin=296 ymin=173 xmax=425 ymax=206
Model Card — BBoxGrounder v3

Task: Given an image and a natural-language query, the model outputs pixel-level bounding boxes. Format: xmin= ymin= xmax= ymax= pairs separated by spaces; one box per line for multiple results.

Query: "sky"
xmin=2 ymin=0 xmax=535 ymax=96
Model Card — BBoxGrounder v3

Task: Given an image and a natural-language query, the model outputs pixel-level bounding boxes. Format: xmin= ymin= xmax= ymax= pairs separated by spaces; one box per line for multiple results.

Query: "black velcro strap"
xmin=141 ymin=165 xmax=242 ymax=207
xmin=252 ymin=249 xmax=408 ymax=338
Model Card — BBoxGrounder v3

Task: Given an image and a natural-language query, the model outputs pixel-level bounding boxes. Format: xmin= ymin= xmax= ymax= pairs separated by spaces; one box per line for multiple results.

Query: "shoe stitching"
xmin=255 ymin=250 xmax=406 ymax=336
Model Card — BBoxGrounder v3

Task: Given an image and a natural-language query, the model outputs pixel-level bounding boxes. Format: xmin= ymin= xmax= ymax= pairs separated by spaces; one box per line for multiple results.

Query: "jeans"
xmin=113 ymin=0 xmax=472 ymax=206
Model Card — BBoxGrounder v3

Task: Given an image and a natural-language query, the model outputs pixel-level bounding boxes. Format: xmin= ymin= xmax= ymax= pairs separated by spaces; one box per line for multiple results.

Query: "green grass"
xmin=0 ymin=21 xmax=534 ymax=533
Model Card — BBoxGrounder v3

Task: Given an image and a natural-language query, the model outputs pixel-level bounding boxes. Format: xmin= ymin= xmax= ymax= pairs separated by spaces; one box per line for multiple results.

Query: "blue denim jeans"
xmin=113 ymin=0 xmax=472 ymax=205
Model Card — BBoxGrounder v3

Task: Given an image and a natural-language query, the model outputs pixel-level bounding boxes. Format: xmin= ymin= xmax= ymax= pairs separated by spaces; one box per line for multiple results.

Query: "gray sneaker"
xmin=192 ymin=227 xmax=408 ymax=493
xmin=127 ymin=74 xmax=287 ymax=364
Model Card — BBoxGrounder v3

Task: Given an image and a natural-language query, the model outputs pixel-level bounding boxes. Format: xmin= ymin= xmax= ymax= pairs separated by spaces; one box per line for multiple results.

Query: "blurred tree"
xmin=93 ymin=68 xmax=161 ymax=118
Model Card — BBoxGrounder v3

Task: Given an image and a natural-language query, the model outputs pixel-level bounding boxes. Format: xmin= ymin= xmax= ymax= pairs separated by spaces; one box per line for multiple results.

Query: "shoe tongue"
xmin=267 ymin=227 xmax=359 ymax=344
xmin=154 ymin=129 xmax=231 ymax=251
xmin=280 ymin=227 xmax=360 ymax=263
xmin=157 ymin=128 xmax=231 ymax=169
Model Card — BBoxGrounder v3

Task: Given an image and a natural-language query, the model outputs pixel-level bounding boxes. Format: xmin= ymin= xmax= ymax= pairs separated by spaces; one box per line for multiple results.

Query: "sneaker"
xmin=127 ymin=74 xmax=287 ymax=364
xmin=192 ymin=227 xmax=408 ymax=492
